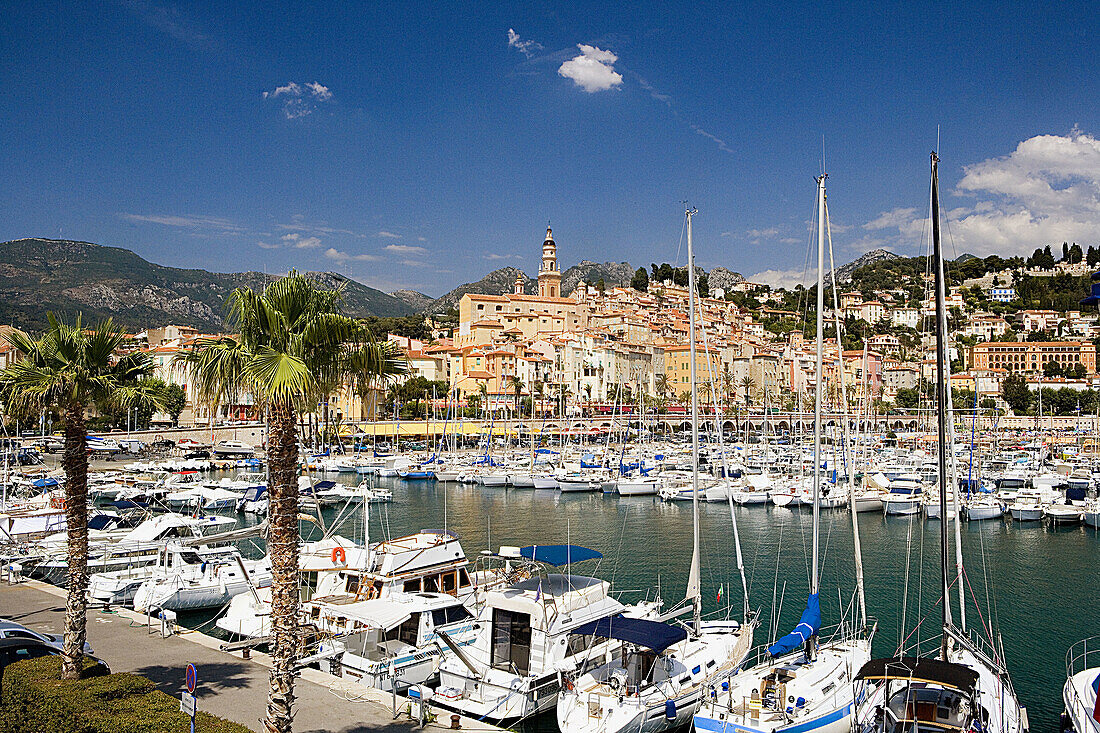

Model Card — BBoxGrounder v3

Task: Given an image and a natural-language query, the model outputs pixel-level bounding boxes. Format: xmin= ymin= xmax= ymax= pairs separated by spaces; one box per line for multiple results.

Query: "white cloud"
xmin=305 ymin=82 xmax=332 ymax=101
xmin=324 ymin=247 xmax=379 ymax=263
xmin=749 ymin=268 xmax=813 ymax=290
xmin=384 ymin=244 xmax=427 ymax=255
xmin=485 ymin=253 xmax=521 ymax=260
xmin=863 ymin=207 xmax=920 ymax=232
xmin=262 ymin=81 xmax=334 ymax=119
xmin=859 ymin=130 xmax=1100 ymax=257
xmin=507 ymin=29 xmax=542 ymax=58
xmin=257 ymin=240 xmax=279 ymax=250
xmin=745 ymin=227 xmax=779 ymax=239
xmin=281 ymin=232 xmax=321 ymax=249
xmin=120 ymin=213 xmax=242 ymax=232
xmin=376 ymin=230 xmax=402 ymax=239
xmin=558 ymin=44 xmax=623 ymax=93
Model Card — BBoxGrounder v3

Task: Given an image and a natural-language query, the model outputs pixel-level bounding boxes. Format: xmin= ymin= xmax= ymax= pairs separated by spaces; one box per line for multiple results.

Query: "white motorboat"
xmin=1062 ymin=636 xmax=1100 ymax=733
xmin=435 ymin=545 xmax=636 ymax=722
xmin=882 ymin=480 xmax=923 ymax=516
xmin=217 ymin=529 xmax=485 ymax=638
xmin=308 ymin=591 xmax=477 ymax=691
xmin=965 ymin=495 xmax=1004 ymax=521
xmin=212 ymin=440 xmax=255 ymax=458
xmin=1045 ymin=502 xmax=1084 ymax=526
xmin=133 ymin=548 xmax=272 ymax=613
xmin=557 ymin=474 xmax=602 ymax=492
xmin=617 ymin=477 xmax=660 ymax=496
xmin=1007 ymin=493 xmax=1044 ymax=521
xmin=89 ymin=542 xmax=255 ymax=607
xmin=28 ymin=513 xmax=237 ymax=584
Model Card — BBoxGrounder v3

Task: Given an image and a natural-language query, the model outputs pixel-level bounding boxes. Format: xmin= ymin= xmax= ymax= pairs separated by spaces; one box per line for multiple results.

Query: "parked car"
xmin=0 ymin=619 xmax=93 ymax=655
xmin=0 ymin=637 xmax=109 ymax=678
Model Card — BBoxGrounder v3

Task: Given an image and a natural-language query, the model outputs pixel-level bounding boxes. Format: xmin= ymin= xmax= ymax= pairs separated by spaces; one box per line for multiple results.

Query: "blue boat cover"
xmin=519 ymin=544 xmax=602 ymax=566
xmin=32 ymin=478 xmax=59 ymax=488
xmin=1067 ymin=487 xmax=1087 ymax=503
xmin=767 ymin=593 xmax=820 ymax=656
xmin=570 ymin=614 xmax=687 ymax=652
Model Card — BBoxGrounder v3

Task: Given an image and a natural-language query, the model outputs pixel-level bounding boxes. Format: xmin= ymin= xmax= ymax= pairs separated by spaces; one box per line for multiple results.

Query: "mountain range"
xmin=0 ymin=238 xmax=415 ymax=332
xmin=0 ymin=237 xmax=894 ymax=331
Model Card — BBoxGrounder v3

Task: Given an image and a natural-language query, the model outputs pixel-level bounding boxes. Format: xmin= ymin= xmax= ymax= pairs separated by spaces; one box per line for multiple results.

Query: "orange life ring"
xmin=331 ymin=546 xmax=346 ymax=564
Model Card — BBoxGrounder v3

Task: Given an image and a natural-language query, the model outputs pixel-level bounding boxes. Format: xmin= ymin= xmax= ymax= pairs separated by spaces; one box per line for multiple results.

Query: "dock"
xmin=0 ymin=579 xmax=503 ymax=733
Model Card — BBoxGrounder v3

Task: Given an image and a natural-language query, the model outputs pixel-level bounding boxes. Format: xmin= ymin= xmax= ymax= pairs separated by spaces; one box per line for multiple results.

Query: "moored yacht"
xmin=433 ymin=544 xmax=641 ymax=722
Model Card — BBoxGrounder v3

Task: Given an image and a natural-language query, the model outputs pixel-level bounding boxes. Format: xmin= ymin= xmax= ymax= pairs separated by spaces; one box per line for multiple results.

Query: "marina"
xmin=3 ymin=447 xmax=1099 ymax=733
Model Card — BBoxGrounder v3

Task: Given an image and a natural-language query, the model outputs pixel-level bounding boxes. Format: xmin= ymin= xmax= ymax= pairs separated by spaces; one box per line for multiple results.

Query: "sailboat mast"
xmin=931 ymin=151 xmax=953 ymax=659
xmin=812 ymin=176 xmax=825 ymax=598
xmin=686 ymin=206 xmax=702 ymax=635
xmin=825 ymin=198 xmax=867 ymax=627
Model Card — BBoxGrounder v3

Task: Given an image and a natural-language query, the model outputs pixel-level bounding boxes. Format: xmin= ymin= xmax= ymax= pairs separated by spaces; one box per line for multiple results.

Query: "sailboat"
xmin=851 ymin=152 xmax=1028 ymax=733
xmin=693 ymin=174 xmax=874 ymax=733
xmin=555 ymin=208 xmax=756 ymax=733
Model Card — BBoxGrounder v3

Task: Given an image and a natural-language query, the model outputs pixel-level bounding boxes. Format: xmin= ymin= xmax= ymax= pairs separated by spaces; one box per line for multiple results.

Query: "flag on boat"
xmin=716 ymin=584 xmax=723 ymax=603
xmin=535 ymin=579 xmax=542 ymax=602
xmin=1091 ymin=673 xmax=1099 ymax=722
xmin=767 ymin=593 xmax=820 ymax=657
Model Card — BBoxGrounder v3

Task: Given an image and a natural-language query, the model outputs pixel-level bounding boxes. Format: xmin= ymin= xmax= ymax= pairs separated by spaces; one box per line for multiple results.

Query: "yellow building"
xmin=662 ymin=344 xmax=722 ymax=392
xmin=457 ymin=227 xmax=589 ymax=345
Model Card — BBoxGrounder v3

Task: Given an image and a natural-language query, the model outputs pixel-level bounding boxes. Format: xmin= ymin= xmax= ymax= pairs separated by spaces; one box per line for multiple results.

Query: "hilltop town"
xmin=6 ymin=229 xmax=1095 ymax=429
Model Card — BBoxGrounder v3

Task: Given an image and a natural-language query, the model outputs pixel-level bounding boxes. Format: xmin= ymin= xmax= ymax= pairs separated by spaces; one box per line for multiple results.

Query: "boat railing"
xmin=944 ymin=624 xmax=1013 ymax=683
xmin=1066 ymin=635 xmax=1100 ymax=681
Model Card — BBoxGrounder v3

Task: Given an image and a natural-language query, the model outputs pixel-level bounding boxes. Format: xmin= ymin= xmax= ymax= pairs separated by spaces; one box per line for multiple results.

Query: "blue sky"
xmin=2 ymin=1 xmax=1098 ymax=294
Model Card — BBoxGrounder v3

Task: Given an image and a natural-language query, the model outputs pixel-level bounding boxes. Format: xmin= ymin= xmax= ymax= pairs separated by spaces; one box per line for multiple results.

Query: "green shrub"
xmin=0 ymin=656 xmax=251 ymax=733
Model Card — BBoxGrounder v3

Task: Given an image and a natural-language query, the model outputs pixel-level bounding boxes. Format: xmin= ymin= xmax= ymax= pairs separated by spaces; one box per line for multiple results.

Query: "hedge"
xmin=0 ymin=656 xmax=252 ymax=733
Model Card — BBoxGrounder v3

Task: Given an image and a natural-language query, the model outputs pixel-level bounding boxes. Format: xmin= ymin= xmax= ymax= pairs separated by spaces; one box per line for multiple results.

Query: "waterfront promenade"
xmin=0 ymin=579 xmax=500 ymax=733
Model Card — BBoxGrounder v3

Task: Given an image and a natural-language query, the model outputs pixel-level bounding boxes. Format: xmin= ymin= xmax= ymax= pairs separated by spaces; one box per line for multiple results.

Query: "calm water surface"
xmin=191 ymin=474 xmax=1100 ymax=733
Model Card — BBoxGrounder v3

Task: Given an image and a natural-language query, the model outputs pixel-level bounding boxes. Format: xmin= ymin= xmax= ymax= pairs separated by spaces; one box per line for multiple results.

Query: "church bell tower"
xmin=537 ymin=227 xmax=562 ymax=298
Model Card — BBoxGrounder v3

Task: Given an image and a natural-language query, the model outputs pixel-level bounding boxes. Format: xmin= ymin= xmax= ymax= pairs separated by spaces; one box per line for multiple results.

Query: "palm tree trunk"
xmin=61 ymin=403 xmax=88 ymax=680
xmin=263 ymin=400 xmax=301 ymax=733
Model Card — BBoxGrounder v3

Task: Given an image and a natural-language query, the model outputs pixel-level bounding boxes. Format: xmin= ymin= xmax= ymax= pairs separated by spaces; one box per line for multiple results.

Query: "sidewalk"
xmin=0 ymin=580 xmax=500 ymax=733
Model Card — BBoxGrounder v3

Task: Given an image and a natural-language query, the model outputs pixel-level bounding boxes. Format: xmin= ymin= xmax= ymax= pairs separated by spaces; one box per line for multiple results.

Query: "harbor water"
xmin=183 ymin=473 xmax=1098 ymax=733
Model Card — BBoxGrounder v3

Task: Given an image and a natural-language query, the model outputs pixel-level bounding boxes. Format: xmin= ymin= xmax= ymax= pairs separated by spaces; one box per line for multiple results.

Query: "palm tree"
xmin=0 ymin=315 xmax=161 ymax=680
xmin=739 ymin=376 xmax=756 ymax=407
xmin=176 ymin=275 xmax=404 ymax=733
xmin=720 ymin=365 xmax=735 ymax=414
xmin=654 ymin=373 xmax=671 ymax=411
xmin=533 ymin=379 xmax=545 ymax=417
xmin=477 ymin=382 xmax=489 ymax=415
xmin=507 ymin=375 xmax=524 ymax=417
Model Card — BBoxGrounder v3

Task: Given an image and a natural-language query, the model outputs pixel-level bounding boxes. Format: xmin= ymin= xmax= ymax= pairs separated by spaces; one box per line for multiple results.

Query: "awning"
xmin=321 ymin=598 xmax=412 ymax=631
xmin=519 ymin=545 xmax=602 ymax=566
xmin=570 ymin=614 xmax=687 ymax=653
xmin=855 ymin=657 xmax=979 ymax=695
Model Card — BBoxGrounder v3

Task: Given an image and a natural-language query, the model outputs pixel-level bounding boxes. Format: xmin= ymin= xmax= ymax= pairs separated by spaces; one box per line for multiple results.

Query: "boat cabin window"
xmin=345 ymin=574 xmax=360 ymax=595
xmin=403 ymin=578 xmax=421 ymax=593
xmin=567 ymin=633 xmax=594 ymax=657
xmin=432 ymin=606 xmax=472 ymax=627
xmin=490 ymin=608 xmax=531 ymax=675
xmin=301 ymin=571 xmax=319 ymax=602
xmin=441 ymin=571 xmax=457 ymax=594
xmin=423 ymin=575 xmax=439 ymax=592
xmin=384 ymin=613 xmax=420 ymax=646
xmin=179 ymin=551 xmax=202 ymax=565
xmin=459 ymin=568 xmax=471 ymax=588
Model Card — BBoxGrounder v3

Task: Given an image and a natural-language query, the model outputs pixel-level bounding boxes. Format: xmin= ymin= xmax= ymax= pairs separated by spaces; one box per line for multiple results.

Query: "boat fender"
xmin=665 ymin=700 xmax=676 ymax=720
xmin=331 ymin=547 xmax=346 ymax=564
